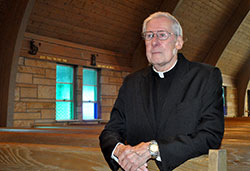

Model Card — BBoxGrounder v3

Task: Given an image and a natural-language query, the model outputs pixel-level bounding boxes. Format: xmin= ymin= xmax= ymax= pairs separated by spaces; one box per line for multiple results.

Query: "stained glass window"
xmin=82 ymin=68 xmax=98 ymax=120
xmin=56 ymin=65 xmax=74 ymax=120
xmin=222 ymin=86 xmax=227 ymax=115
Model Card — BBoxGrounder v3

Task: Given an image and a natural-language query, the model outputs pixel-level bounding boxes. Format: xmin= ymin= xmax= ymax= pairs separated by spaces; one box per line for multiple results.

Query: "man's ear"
xmin=175 ymin=36 xmax=184 ymax=50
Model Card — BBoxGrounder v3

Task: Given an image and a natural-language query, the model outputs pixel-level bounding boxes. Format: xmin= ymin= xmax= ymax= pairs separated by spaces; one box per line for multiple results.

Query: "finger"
xmin=119 ymin=146 xmax=133 ymax=162
xmin=119 ymin=150 xmax=136 ymax=170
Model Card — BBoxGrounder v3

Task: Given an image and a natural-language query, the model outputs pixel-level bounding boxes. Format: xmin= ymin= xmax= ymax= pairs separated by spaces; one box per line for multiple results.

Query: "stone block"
xmin=14 ymin=113 xmax=40 ymax=120
xmin=77 ymin=66 xmax=83 ymax=76
xmin=16 ymin=73 xmax=32 ymax=84
xmin=101 ymin=98 xmax=114 ymax=106
xmin=18 ymin=57 xmax=24 ymax=65
xmin=77 ymin=94 xmax=82 ymax=103
xmin=27 ymin=109 xmax=41 ymax=113
xmin=113 ymin=72 xmax=122 ymax=77
xmin=13 ymin=120 xmax=34 ymax=128
xmin=33 ymin=78 xmax=55 ymax=85
xmin=18 ymin=66 xmax=46 ymax=75
xmin=101 ymin=106 xmax=112 ymax=113
xmin=45 ymin=69 xmax=56 ymax=79
xmin=14 ymin=102 xmax=26 ymax=112
xmin=77 ymin=79 xmax=82 ymax=89
xmin=101 ymin=112 xmax=110 ymax=121
xmin=21 ymin=87 xmax=37 ymax=98
xmin=16 ymin=83 xmax=37 ymax=88
xmin=26 ymin=102 xmax=55 ymax=109
xmin=25 ymin=58 xmax=55 ymax=69
xmin=41 ymin=109 xmax=55 ymax=119
xmin=33 ymin=74 xmax=45 ymax=78
xmin=109 ymin=77 xmax=123 ymax=84
xmin=101 ymin=69 xmax=113 ymax=76
xmin=38 ymin=85 xmax=56 ymax=99
xmin=101 ymin=85 xmax=117 ymax=96
xmin=15 ymin=87 xmax=20 ymax=101
xmin=101 ymin=76 xmax=109 ymax=84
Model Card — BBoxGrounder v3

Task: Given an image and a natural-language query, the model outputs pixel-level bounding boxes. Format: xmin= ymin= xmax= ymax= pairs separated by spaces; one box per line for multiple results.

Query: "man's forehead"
xmin=146 ymin=17 xmax=173 ymax=31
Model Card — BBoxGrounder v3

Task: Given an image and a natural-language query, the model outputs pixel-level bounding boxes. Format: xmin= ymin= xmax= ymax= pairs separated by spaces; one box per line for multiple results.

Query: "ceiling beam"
xmin=131 ymin=0 xmax=182 ymax=72
xmin=0 ymin=0 xmax=35 ymax=126
xmin=203 ymin=0 xmax=250 ymax=66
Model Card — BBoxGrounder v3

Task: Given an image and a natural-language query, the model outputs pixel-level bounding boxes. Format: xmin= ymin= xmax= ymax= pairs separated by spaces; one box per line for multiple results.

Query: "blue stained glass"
xmin=82 ymin=102 xmax=97 ymax=119
xmin=83 ymin=69 xmax=97 ymax=85
xmin=56 ymin=65 xmax=73 ymax=83
xmin=56 ymin=102 xmax=73 ymax=120
xmin=56 ymin=83 xmax=73 ymax=100
xmin=82 ymin=86 xmax=97 ymax=101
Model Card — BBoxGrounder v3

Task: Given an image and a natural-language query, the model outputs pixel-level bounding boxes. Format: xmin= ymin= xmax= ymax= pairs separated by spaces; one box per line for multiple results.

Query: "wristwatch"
xmin=148 ymin=140 xmax=159 ymax=159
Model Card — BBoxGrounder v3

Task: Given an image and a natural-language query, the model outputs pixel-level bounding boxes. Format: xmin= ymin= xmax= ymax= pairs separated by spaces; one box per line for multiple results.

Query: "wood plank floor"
xmin=221 ymin=117 xmax=250 ymax=171
xmin=1 ymin=117 xmax=249 ymax=170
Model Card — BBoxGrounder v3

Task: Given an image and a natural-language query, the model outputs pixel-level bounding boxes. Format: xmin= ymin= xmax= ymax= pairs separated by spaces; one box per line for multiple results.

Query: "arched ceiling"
xmin=18 ymin=0 xmax=250 ymax=80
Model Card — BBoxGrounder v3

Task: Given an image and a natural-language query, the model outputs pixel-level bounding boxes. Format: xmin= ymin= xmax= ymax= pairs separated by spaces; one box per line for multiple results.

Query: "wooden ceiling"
xmin=24 ymin=0 xmax=250 ymax=80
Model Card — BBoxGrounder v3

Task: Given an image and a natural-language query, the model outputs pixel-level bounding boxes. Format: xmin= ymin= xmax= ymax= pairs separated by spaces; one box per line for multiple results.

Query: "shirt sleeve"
xmin=111 ymin=142 xmax=124 ymax=163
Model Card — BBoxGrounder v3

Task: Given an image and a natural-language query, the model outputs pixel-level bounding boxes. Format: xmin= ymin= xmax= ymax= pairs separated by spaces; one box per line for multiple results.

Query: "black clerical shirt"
xmin=152 ymin=60 xmax=179 ymax=123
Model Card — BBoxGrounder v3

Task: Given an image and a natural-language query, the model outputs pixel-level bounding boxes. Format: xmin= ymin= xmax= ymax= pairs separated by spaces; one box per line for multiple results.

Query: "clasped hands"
xmin=114 ymin=142 xmax=151 ymax=171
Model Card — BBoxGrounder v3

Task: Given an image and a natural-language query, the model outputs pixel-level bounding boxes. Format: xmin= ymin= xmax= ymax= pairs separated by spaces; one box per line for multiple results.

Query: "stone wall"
xmin=100 ymin=69 xmax=129 ymax=122
xmin=225 ymin=87 xmax=238 ymax=117
xmin=14 ymin=57 xmax=129 ymax=127
xmin=14 ymin=57 xmax=56 ymax=127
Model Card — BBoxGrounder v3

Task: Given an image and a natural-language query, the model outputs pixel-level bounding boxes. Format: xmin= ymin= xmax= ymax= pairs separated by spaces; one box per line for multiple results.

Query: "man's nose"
xmin=152 ymin=35 xmax=160 ymax=47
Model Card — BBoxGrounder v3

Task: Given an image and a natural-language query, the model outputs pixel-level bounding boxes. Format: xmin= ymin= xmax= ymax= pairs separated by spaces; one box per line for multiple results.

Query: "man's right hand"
xmin=114 ymin=143 xmax=150 ymax=171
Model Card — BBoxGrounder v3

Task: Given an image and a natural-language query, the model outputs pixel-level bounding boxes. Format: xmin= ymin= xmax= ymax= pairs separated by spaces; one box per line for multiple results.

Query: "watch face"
xmin=150 ymin=144 xmax=159 ymax=152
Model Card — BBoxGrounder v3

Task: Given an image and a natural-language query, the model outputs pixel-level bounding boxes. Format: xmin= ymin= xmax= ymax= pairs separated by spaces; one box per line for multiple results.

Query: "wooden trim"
xmin=22 ymin=33 xmax=132 ymax=72
xmin=24 ymin=32 xmax=129 ymax=58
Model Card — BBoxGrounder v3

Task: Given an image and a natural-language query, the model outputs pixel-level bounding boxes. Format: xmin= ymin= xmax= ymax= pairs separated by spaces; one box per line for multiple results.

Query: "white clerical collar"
xmin=152 ymin=60 xmax=178 ymax=78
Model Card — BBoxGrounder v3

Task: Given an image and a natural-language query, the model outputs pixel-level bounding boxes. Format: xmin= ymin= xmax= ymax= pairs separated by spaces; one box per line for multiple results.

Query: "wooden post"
xmin=208 ymin=149 xmax=227 ymax=171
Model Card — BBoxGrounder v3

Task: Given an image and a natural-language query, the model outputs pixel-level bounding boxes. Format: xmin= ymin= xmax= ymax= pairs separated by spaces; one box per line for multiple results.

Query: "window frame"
xmin=82 ymin=67 xmax=100 ymax=120
xmin=55 ymin=63 xmax=75 ymax=120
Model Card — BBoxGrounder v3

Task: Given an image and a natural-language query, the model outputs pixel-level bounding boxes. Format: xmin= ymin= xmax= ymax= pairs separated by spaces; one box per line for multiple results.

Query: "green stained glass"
xmin=56 ymin=83 xmax=73 ymax=100
xmin=56 ymin=102 xmax=73 ymax=120
xmin=56 ymin=65 xmax=73 ymax=83
xmin=82 ymin=85 xmax=97 ymax=101
xmin=83 ymin=69 xmax=97 ymax=85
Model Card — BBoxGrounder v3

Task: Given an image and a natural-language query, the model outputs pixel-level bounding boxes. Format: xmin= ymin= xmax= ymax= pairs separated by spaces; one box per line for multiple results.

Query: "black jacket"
xmin=99 ymin=54 xmax=224 ymax=170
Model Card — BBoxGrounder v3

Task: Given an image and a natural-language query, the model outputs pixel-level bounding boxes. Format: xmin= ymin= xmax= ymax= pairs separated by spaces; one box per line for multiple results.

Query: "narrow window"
xmin=82 ymin=68 xmax=98 ymax=120
xmin=56 ymin=64 xmax=74 ymax=120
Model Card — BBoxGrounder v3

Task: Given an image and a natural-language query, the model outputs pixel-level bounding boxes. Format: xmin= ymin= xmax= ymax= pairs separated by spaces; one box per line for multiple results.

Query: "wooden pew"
xmin=0 ymin=142 xmax=110 ymax=170
xmin=0 ymin=127 xmax=227 ymax=170
xmin=0 ymin=127 xmax=102 ymax=147
xmin=0 ymin=142 xmax=226 ymax=171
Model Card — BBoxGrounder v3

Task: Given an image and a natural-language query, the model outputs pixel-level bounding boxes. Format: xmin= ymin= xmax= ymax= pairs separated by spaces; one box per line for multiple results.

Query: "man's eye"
xmin=159 ymin=33 xmax=167 ymax=38
xmin=146 ymin=34 xmax=154 ymax=38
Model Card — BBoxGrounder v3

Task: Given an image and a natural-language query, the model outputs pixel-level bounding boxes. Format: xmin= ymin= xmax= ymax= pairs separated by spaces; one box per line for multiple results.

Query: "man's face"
xmin=145 ymin=17 xmax=183 ymax=71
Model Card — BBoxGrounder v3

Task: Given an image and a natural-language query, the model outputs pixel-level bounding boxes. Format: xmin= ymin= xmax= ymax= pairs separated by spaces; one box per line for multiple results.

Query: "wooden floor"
xmin=221 ymin=117 xmax=250 ymax=171
xmin=0 ymin=117 xmax=249 ymax=170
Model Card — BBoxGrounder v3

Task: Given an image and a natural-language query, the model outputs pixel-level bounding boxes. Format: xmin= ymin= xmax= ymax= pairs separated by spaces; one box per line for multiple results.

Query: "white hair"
xmin=142 ymin=12 xmax=183 ymax=37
